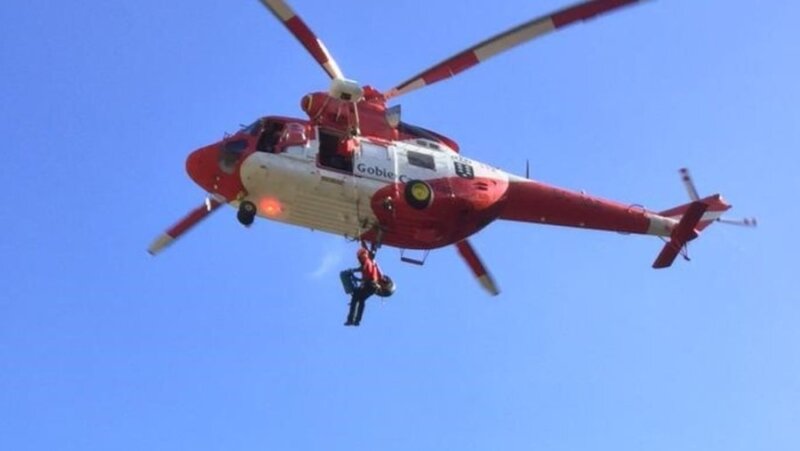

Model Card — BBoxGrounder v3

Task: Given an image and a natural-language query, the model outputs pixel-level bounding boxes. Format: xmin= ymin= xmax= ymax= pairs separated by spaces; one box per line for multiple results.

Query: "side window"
xmin=278 ymin=123 xmax=308 ymax=148
xmin=407 ymin=150 xmax=435 ymax=171
xmin=257 ymin=121 xmax=284 ymax=153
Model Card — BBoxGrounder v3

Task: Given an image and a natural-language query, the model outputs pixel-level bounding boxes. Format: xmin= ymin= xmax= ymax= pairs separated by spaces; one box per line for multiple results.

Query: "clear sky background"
xmin=1 ymin=1 xmax=799 ymax=450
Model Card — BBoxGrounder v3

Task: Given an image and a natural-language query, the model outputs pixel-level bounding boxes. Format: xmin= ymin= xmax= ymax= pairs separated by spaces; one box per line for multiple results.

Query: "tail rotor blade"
xmin=456 ymin=240 xmax=500 ymax=296
xmin=679 ymin=167 xmax=701 ymax=201
xmin=384 ymin=0 xmax=645 ymax=99
xmin=677 ymin=168 xmax=757 ymax=228
xmin=717 ymin=217 xmax=758 ymax=227
xmin=148 ymin=199 xmax=222 ymax=255
xmin=257 ymin=0 xmax=345 ymax=80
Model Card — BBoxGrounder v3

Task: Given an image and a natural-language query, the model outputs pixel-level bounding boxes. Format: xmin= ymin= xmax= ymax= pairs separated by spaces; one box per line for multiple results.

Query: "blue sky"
xmin=1 ymin=1 xmax=799 ymax=449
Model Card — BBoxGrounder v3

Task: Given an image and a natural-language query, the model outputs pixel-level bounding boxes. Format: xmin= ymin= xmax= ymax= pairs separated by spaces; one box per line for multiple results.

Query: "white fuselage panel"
xmin=238 ymin=134 xmax=509 ymax=239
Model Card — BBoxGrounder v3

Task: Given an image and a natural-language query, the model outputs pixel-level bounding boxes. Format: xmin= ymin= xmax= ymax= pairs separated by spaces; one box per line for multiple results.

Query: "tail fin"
xmin=659 ymin=194 xmax=731 ymax=232
xmin=653 ymin=201 xmax=708 ymax=268
xmin=651 ymin=169 xmax=756 ymax=269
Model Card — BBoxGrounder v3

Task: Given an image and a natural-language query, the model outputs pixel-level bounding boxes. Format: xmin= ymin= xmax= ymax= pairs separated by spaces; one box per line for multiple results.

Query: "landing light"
xmin=259 ymin=198 xmax=283 ymax=217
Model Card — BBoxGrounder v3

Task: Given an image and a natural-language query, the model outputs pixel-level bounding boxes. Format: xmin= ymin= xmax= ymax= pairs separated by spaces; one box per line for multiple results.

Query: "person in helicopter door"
xmin=344 ymin=247 xmax=382 ymax=326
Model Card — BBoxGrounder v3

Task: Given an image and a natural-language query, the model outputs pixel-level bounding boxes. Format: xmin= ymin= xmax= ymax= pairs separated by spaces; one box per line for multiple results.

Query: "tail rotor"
xmin=677 ymin=168 xmax=757 ymax=228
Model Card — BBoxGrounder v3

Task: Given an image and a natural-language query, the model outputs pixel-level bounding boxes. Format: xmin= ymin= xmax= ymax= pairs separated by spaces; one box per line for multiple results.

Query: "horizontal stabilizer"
xmin=659 ymin=194 xmax=730 ymax=232
xmin=653 ymin=201 xmax=708 ymax=269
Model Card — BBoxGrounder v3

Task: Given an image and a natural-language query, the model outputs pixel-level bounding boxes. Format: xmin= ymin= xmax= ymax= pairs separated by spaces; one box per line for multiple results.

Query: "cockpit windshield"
xmin=242 ymin=119 xmax=262 ymax=136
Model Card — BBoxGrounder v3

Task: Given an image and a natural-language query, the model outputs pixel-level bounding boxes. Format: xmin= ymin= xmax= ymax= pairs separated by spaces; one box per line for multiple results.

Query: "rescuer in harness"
xmin=343 ymin=246 xmax=392 ymax=326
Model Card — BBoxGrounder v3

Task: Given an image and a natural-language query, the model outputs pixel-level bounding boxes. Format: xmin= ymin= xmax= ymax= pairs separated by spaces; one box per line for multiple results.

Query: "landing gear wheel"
xmin=237 ymin=200 xmax=257 ymax=226
xmin=404 ymin=180 xmax=434 ymax=210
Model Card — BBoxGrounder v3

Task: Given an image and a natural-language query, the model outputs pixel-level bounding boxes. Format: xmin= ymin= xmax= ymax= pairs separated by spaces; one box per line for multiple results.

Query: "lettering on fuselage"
xmin=355 ymin=162 xmax=411 ymax=183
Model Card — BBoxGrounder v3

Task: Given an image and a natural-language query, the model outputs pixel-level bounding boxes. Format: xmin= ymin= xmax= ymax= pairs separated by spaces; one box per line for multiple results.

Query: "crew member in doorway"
xmin=345 ymin=247 xmax=382 ymax=326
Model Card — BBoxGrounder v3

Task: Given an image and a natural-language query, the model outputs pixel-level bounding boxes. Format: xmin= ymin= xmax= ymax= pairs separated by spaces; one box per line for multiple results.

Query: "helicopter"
xmin=148 ymin=0 xmax=755 ymax=295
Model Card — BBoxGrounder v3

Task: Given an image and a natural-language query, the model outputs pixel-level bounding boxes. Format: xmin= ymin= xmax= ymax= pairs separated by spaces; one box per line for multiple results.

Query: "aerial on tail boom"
xmin=149 ymin=0 xmax=754 ymax=306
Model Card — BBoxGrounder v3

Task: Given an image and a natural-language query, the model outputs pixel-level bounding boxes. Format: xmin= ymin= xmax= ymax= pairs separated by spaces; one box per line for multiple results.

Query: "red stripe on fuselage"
xmin=366 ymin=176 xmax=508 ymax=249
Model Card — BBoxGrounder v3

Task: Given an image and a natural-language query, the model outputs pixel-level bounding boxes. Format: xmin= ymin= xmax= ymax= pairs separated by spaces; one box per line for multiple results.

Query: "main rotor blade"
xmin=148 ymin=199 xmax=222 ymax=255
xmin=257 ymin=0 xmax=344 ymax=80
xmin=456 ymin=240 xmax=500 ymax=296
xmin=384 ymin=0 xmax=643 ymax=99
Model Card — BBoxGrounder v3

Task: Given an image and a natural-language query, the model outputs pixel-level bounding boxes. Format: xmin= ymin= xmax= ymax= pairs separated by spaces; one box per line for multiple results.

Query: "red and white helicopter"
xmin=149 ymin=0 xmax=755 ymax=295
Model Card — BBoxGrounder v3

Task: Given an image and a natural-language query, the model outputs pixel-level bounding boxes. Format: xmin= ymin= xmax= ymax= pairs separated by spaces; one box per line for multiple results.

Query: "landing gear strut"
xmin=237 ymin=200 xmax=256 ymax=226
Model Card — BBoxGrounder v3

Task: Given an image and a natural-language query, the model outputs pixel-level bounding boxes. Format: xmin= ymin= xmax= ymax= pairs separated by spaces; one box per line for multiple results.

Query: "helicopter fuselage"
xmin=185 ymin=115 xmax=689 ymax=251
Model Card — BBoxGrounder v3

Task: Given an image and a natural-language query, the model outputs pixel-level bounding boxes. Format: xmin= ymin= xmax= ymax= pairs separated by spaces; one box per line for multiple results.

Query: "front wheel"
xmin=237 ymin=200 xmax=257 ymax=226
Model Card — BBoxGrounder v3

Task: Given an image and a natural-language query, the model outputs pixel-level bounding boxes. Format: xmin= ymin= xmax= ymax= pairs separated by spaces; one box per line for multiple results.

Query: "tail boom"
xmin=497 ymin=173 xmax=740 ymax=269
xmin=498 ymin=179 xmax=676 ymax=236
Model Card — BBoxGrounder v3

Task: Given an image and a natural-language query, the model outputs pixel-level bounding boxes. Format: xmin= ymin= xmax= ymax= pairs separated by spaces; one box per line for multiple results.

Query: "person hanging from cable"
xmin=344 ymin=246 xmax=382 ymax=326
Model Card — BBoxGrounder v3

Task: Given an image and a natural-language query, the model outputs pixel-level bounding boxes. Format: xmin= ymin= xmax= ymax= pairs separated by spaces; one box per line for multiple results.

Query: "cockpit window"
xmin=279 ymin=123 xmax=308 ymax=148
xmin=223 ymin=139 xmax=248 ymax=154
xmin=242 ymin=119 xmax=262 ymax=136
xmin=257 ymin=121 xmax=285 ymax=153
xmin=218 ymin=138 xmax=248 ymax=174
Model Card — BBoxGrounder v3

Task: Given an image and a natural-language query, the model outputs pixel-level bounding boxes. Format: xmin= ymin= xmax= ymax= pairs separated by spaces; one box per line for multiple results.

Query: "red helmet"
xmin=357 ymin=248 xmax=370 ymax=259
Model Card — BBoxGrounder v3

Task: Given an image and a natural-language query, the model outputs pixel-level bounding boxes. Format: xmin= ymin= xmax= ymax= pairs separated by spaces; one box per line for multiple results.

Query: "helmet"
xmin=375 ymin=275 xmax=396 ymax=298
xmin=357 ymin=247 xmax=370 ymax=260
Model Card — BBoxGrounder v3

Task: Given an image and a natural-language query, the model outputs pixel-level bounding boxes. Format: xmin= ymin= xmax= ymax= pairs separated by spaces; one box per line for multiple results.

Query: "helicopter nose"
xmin=185 ymin=144 xmax=219 ymax=192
